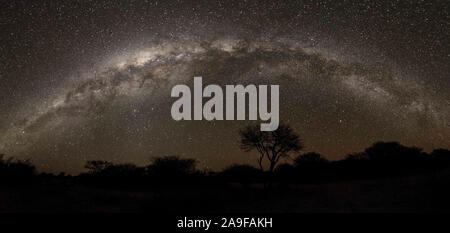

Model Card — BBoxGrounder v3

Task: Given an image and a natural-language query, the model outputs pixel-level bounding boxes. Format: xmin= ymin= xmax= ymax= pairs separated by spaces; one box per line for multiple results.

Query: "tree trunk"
xmin=267 ymin=162 xmax=276 ymax=189
xmin=269 ymin=162 xmax=276 ymax=173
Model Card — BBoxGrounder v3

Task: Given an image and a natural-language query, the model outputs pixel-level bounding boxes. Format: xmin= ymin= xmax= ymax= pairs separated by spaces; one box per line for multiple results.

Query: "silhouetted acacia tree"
xmin=239 ymin=123 xmax=302 ymax=173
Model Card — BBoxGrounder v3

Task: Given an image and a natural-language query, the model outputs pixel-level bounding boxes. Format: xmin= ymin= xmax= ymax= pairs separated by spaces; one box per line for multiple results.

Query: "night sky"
xmin=0 ymin=0 xmax=449 ymax=174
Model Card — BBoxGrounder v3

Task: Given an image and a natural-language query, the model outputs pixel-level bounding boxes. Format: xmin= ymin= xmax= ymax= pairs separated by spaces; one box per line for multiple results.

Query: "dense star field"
xmin=0 ymin=1 xmax=449 ymax=174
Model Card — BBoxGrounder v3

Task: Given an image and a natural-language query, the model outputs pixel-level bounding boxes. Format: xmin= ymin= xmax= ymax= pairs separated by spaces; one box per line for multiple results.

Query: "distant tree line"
xmin=1 ymin=123 xmax=449 ymax=188
xmin=275 ymin=142 xmax=450 ymax=184
xmin=1 ymin=142 xmax=449 ymax=188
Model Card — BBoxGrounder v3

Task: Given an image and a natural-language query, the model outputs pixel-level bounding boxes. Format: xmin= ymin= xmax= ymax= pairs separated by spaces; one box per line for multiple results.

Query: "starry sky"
xmin=0 ymin=0 xmax=449 ymax=174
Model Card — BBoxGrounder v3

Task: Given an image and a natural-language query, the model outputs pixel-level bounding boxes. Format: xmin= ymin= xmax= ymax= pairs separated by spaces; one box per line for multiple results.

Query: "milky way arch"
xmin=1 ymin=37 xmax=448 ymax=173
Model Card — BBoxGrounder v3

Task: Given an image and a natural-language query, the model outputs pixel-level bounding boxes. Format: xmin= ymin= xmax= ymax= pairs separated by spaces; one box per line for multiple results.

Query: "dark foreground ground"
xmin=1 ymin=170 xmax=449 ymax=213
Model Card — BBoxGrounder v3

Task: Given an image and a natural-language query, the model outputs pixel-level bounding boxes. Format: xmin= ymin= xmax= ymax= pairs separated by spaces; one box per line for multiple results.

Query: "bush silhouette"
xmin=84 ymin=160 xmax=113 ymax=175
xmin=364 ymin=141 xmax=424 ymax=162
xmin=294 ymin=152 xmax=328 ymax=167
xmin=147 ymin=155 xmax=197 ymax=177
xmin=293 ymin=152 xmax=329 ymax=182
xmin=0 ymin=154 xmax=36 ymax=186
xmin=430 ymin=149 xmax=450 ymax=170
